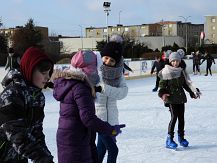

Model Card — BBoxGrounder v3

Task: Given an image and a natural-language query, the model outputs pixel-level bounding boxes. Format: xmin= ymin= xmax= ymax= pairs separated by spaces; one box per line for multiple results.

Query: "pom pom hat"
xmin=71 ymin=50 xmax=99 ymax=85
xmin=20 ymin=47 xmax=53 ymax=83
xmin=169 ymin=52 xmax=181 ymax=63
xmin=101 ymin=42 xmax=123 ymax=64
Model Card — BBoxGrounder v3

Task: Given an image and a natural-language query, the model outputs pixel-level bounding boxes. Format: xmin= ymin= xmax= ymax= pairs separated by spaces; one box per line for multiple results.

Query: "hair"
xmin=35 ymin=60 xmax=53 ymax=73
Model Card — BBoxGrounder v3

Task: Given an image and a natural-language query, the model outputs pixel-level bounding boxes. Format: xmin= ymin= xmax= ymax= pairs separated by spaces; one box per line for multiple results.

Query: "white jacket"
xmin=95 ymin=75 xmax=128 ymax=125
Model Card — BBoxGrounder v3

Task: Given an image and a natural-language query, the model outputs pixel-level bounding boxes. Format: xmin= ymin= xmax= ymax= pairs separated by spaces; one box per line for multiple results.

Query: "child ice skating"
xmin=52 ymin=50 xmax=125 ymax=163
xmin=0 ymin=47 xmax=54 ymax=163
xmin=95 ymin=42 xmax=128 ymax=163
xmin=158 ymin=52 xmax=200 ymax=149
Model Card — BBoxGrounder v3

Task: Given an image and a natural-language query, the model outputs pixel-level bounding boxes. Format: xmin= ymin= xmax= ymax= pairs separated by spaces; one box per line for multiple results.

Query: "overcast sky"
xmin=1 ymin=0 xmax=216 ymax=36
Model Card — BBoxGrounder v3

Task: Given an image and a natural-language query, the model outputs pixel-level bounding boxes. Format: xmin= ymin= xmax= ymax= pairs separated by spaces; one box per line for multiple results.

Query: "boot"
xmin=178 ymin=134 xmax=189 ymax=147
xmin=166 ymin=135 xmax=178 ymax=149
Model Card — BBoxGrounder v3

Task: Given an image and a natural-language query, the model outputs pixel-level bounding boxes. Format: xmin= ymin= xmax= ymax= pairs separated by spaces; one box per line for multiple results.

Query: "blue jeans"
xmin=97 ymin=134 xmax=118 ymax=163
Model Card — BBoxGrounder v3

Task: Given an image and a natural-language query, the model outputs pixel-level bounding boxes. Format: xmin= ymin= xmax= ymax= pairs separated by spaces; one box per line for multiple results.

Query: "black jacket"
xmin=0 ymin=69 xmax=53 ymax=162
xmin=151 ymin=59 xmax=165 ymax=74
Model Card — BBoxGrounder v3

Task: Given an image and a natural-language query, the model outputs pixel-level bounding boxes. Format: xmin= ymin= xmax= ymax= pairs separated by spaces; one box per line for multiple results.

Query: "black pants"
xmin=193 ymin=64 xmax=200 ymax=73
xmin=154 ymin=75 xmax=160 ymax=89
xmin=206 ymin=63 xmax=212 ymax=75
xmin=168 ymin=104 xmax=185 ymax=137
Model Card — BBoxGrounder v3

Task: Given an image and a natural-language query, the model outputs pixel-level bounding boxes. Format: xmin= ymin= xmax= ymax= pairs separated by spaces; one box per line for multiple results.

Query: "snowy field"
xmin=1 ymin=67 xmax=217 ymax=163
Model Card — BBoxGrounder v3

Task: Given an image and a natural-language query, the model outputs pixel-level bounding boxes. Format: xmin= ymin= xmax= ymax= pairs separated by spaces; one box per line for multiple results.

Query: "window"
xmin=117 ymin=28 xmax=121 ymax=31
xmin=211 ymin=18 xmax=216 ymax=23
xmin=125 ymin=27 xmax=129 ymax=32
xmin=103 ymin=28 xmax=107 ymax=32
xmin=212 ymin=26 xmax=216 ymax=30
xmin=212 ymin=33 xmax=215 ymax=38
xmin=169 ymin=24 xmax=172 ymax=28
xmin=111 ymin=28 xmax=115 ymax=32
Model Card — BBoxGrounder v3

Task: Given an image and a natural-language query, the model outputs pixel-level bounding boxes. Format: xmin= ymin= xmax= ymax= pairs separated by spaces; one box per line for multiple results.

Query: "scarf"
xmin=100 ymin=58 xmax=124 ymax=87
xmin=158 ymin=65 xmax=182 ymax=80
xmin=159 ymin=65 xmax=200 ymax=95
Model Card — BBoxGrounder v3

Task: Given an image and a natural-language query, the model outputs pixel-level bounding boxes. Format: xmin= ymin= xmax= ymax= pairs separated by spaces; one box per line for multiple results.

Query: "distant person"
xmin=52 ymin=50 xmax=125 ymax=163
xmin=5 ymin=47 xmax=20 ymax=71
xmin=158 ymin=52 xmax=200 ymax=149
xmin=0 ymin=47 xmax=54 ymax=163
xmin=150 ymin=56 xmax=165 ymax=92
xmin=200 ymin=51 xmax=215 ymax=76
xmin=192 ymin=51 xmax=201 ymax=75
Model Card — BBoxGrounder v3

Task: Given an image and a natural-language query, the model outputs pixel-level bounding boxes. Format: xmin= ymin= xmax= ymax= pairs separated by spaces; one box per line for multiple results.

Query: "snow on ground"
xmin=1 ymin=67 xmax=217 ymax=163
xmin=43 ymin=73 xmax=217 ymax=163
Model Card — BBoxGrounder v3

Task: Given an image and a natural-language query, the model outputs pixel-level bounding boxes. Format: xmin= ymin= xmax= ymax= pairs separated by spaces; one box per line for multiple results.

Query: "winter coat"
xmin=151 ymin=59 xmax=165 ymax=74
xmin=0 ymin=69 xmax=52 ymax=162
xmin=52 ymin=70 xmax=114 ymax=163
xmin=158 ymin=71 xmax=193 ymax=105
xmin=192 ymin=53 xmax=201 ymax=65
xmin=201 ymin=54 xmax=215 ymax=66
xmin=95 ymin=75 xmax=128 ymax=126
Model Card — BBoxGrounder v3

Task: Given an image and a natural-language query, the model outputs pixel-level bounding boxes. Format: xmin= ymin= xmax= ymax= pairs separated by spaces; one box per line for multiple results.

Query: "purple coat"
xmin=53 ymin=77 xmax=113 ymax=163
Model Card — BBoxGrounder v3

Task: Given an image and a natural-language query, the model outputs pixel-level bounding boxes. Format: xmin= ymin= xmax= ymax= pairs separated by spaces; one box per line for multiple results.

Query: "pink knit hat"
xmin=71 ymin=50 xmax=99 ymax=85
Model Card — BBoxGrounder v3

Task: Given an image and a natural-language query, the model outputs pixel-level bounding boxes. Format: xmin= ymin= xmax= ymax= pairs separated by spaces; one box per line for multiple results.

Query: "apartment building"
xmin=205 ymin=15 xmax=217 ymax=44
xmin=86 ymin=21 xmax=203 ymax=47
xmin=85 ymin=23 xmax=162 ymax=39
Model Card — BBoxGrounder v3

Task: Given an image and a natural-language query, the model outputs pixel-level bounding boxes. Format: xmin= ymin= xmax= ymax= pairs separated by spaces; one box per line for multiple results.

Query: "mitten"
xmin=111 ymin=124 xmax=126 ymax=136
xmin=189 ymin=91 xmax=196 ymax=98
xmin=94 ymin=86 xmax=102 ymax=93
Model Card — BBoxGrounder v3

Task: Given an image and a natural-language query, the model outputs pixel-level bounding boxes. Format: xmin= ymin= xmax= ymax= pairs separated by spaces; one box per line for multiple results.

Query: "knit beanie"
xmin=177 ymin=49 xmax=185 ymax=59
xmin=169 ymin=52 xmax=181 ymax=63
xmin=71 ymin=50 xmax=99 ymax=85
xmin=109 ymin=34 xmax=124 ymax=44
xmin=20 ymin=47 xmax=53 ymax=83
xmin=165 ymin=50 xmax=172 ymax=59
xmin=101 ymin=42 xmax=122 ymax=64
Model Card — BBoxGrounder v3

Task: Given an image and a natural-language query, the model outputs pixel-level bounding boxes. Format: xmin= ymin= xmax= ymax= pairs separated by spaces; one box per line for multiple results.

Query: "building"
xmin=0 ymin=26 xmax=60 ymax=57
xmin=204 ymin=15 xmax=217 ymax=44
xmin=85 ymin=24 xmax=162 ymax=39
xmin=86 ymin=21 xmax=204 ymax=47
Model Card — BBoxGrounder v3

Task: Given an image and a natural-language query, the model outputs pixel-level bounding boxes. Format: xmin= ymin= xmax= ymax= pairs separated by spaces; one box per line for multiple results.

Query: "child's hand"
xmin=161 ymin=94 xmax=170 ymax=102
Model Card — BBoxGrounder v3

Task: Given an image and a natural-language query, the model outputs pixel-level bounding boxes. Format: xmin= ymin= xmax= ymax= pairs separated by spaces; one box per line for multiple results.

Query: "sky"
xmin=0 ymin=0 xmax=217 ymax=36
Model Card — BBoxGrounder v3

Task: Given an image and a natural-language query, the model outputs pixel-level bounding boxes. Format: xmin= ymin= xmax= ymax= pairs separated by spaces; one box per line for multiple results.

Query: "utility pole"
xmin=103 ymin=2 xmax=111 ymax=42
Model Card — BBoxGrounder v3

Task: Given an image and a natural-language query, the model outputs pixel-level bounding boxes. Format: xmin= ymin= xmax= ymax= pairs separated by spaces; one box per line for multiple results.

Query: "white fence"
xmin=1 ymin=59 xmax=217 ymax=91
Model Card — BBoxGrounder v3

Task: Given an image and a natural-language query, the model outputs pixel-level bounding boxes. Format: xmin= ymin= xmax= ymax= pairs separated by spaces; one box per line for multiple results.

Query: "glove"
xmin=111 ymin=124 xmax=126 ymax=136
xmin=190 ymin=88 xmax=201 ymax=99
xmin=94 ymin=86 xmax=102 ymax=93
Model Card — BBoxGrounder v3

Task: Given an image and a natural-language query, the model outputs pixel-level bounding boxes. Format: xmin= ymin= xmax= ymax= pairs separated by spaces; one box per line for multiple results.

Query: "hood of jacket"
xmin=1 ymin=69 xmax=26 ymax=88
xmin=52 ymin=69 xmax=86 ymax=101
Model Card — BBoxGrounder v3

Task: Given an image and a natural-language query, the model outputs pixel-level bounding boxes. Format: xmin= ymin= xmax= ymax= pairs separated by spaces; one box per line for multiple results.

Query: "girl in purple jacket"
xmin=52 ymin=50 xmax=124 ymax=163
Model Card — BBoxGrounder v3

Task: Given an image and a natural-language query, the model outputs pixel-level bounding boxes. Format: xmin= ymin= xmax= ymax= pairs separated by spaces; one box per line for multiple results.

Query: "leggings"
xmin=168 ymin=104 xmax=185 ymax=137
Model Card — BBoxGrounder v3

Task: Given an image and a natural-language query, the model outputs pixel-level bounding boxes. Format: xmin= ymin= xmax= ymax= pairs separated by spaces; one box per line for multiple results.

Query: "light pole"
xmin=160 ymin=20 xmax=165 ymax=47
xmin=118 ymin=10 xmax=122 ymax=24
xmin=78 ymin=25 xmax=83 ymax=50
xmin=103 ymin=2 xmax=111 ymax=42
xmin=179 ymin=16 xmax=191 ymax=53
